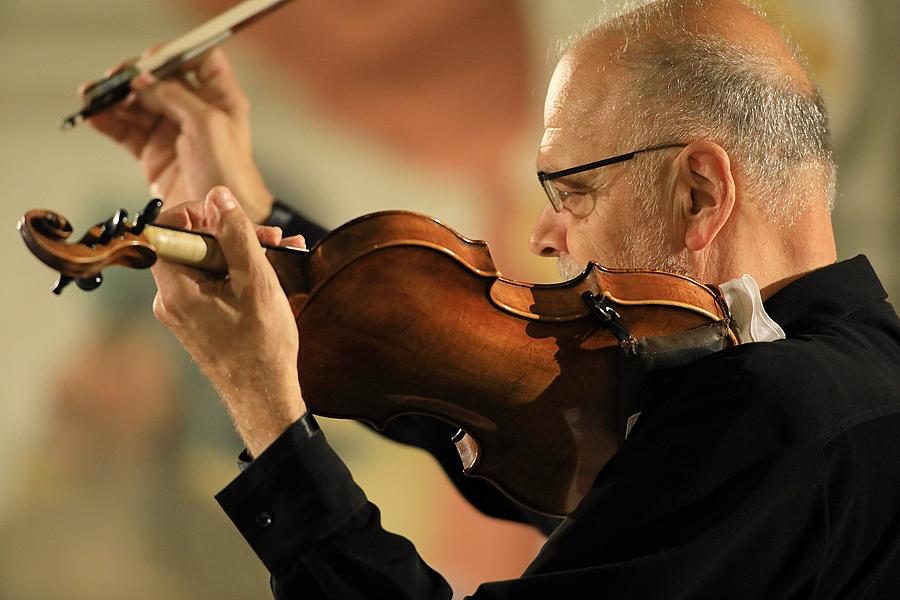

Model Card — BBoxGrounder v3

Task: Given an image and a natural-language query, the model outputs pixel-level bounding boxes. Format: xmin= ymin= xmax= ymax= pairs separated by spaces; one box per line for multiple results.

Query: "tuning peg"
xmin=49 ymin=269 xmax=103 ymax=296
xmin=51 ymin=274 xmax=74 ymax=295
xmin=132 ymin=198 xmax=163 ymax=234
xmin=75 ymin=272 xmax=103 ymax=291
xmin=98 ymin=209 xmax=129 ymax=244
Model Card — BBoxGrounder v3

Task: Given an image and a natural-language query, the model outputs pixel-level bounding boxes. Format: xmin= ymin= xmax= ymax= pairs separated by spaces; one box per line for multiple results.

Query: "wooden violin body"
xmin=19 ymin=206 xmax=737 ymax=516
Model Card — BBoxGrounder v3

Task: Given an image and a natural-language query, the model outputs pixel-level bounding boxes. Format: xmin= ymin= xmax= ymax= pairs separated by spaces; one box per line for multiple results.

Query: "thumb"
xmin=205 ymin=186 xmax=265 ymax=279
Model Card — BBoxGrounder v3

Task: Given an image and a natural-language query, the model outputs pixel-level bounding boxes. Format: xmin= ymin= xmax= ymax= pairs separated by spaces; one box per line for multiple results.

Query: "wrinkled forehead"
xmin=541 ymin=39 xmax=631 ymax=164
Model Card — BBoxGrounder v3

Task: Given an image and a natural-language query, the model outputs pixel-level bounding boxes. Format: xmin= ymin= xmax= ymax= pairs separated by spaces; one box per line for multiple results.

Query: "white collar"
xmin=719 ymin=274 xmax=786 ymax=344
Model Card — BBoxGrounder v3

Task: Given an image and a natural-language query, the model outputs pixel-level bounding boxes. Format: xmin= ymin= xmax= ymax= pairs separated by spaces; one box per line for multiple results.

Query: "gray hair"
xmin=573 ymin=1 xmax=837 ymax=225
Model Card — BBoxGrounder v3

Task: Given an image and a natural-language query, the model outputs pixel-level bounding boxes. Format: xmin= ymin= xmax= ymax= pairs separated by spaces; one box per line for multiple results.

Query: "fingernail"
xmin=213 ymin=188 xmax=237 ymax=212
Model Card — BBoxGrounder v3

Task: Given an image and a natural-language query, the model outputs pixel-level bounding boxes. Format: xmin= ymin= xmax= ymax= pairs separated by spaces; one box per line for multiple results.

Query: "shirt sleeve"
xmin=215 ymin=415 xmax=453 ymax=600
xmin=263 ymin=199 xmax=328 ymax=244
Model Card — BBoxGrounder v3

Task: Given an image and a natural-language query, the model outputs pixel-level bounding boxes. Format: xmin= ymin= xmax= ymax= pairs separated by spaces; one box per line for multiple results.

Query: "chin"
xmin=557 ymin=256 xmax=588 ymax=280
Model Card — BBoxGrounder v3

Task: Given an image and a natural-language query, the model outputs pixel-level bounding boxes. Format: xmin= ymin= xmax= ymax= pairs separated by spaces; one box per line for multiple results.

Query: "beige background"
xmin=0 ymin=1 xmax=896 ymax=598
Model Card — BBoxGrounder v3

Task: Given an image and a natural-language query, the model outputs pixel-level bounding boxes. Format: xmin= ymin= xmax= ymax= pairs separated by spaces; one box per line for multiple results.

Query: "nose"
xmin=529 ymin=204 xmax=567 ymax=258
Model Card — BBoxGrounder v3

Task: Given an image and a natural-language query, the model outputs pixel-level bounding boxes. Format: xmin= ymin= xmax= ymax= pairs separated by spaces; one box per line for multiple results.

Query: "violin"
xmin=18 ymin=201 xmax=738 ymax=516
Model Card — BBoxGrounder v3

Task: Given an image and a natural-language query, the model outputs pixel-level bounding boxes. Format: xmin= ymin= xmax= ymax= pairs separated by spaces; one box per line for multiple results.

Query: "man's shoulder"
xmin=626 ymin=328 xmax=900 ymax=510
xmin=690 ymin=324 xmax=900 ymax=444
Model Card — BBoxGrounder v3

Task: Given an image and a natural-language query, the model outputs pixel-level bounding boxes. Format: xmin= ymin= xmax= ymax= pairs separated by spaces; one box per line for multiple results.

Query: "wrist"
xmin=238 ymin=411 xmax=319 ymax=465
xmin=241 ymin=175 xmax=274 ymax=224
xmin=218 ymin=378 xmax=307 ymax=457
xmin=240 ymin=398 xmax=307 ymax=458
xmin=244 ymin=193 xmax=274 ymax=224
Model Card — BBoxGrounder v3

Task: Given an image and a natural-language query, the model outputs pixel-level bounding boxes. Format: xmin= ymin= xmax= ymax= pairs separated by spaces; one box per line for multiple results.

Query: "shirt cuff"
xmin=263 ymin=199 xmax=328 ymax=243
xmin=215 ymin=413 xmax=368 ymax=576
xmin=235 ymin=412 xmax=321 ymax=472
xmin=264 ymin=199 xmax=300 ymax=230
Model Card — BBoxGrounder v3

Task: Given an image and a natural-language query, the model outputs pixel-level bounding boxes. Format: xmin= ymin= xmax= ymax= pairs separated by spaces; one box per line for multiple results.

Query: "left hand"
xmin=150 ymin=185 xmax=307 ymax=456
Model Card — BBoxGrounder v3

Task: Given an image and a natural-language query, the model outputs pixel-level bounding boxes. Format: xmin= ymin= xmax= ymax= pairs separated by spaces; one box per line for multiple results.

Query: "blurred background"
xmin=0 ymin=0 xmax=896 ymax=598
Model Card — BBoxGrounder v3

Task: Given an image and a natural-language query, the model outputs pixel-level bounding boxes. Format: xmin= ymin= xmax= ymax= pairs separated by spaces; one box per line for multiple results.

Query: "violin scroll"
xmin=18 ymin=199 xmax=164 ymax=294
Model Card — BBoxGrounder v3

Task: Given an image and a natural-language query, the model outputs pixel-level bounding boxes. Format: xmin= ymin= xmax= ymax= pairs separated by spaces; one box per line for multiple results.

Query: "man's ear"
xmin=672 ymin=140 xmax=736 ymax=251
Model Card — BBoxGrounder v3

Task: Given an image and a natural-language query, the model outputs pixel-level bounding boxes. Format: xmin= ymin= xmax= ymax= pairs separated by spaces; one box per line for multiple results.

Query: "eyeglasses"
xmin=537 ymin=143 xmax=687 ymax=217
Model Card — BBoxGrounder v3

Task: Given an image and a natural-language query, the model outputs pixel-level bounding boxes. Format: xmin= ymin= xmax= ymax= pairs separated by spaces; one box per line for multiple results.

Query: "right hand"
xmin=83 ymin=48 xmax=275 ymax=223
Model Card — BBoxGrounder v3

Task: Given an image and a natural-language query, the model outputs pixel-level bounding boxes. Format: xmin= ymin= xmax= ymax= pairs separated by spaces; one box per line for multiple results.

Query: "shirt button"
xmin=256 ymin=512 xmax=273 ymax=528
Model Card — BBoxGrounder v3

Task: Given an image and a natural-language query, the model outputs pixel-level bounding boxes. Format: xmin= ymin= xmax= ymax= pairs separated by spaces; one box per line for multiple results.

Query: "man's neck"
xmin=704 ymin=206 xmax=837 ymax=299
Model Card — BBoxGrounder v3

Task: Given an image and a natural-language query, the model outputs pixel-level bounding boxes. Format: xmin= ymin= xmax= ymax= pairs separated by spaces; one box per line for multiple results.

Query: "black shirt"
xmin=217 ymin=214 xmax=900 ymax=599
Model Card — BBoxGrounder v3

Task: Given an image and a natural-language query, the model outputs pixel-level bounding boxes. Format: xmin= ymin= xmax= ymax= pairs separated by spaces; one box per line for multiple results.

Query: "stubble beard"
xmin=614 ymin=164 xmax=694 ymax=276
xmin=557 ymin=255 xmax=587 ymax=280
xmin=556 ymin=192 xmax=693 ymax=280
xmin=617 ymin=209 xmax=692 ymax=276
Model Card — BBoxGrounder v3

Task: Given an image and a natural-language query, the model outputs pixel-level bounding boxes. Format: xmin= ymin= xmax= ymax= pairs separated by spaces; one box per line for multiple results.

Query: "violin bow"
xmin=60 ymin=0 xmax=295 ymax=130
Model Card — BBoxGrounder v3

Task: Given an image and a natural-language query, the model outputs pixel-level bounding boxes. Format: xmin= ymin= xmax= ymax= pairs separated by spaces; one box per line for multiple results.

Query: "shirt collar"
xmin=762 ymin=255 xmax=888 ymax=338
xmin=720 ymin=274 xmax=785 ymax=343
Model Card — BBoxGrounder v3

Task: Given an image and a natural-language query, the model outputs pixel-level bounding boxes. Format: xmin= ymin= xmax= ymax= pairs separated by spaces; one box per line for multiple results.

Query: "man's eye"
xmin=554 ymin=188 xmax=597 ymax=217
xmin=558 ymin=190 xmax=590 ymax=205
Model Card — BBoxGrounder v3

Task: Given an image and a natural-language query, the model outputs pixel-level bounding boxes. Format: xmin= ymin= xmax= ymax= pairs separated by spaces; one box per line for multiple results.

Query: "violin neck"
xmin=144 ymin=224 xmax=228 ymax=275
xmin=142 ymin=224 xmax=311 ymax=296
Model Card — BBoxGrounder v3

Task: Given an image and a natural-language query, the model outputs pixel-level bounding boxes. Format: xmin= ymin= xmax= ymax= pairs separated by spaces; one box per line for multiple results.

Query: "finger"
xmin=79 ymin=74 xmax=142 ymax=137
xmin=155 ymin=199 xmax=223 ymax=233
xmin=149 ymin=207 xmax=211 ymax=320
xmin=79 ymin=59 xmax=142 ymax=138
xmin=85 ymin=109 xmax=148 ymax=158
xmin=151 ymin=204 xmax=219 ymax=278
xmin=281 ymin=235 xmax=307 ymax=250
xmin=255 ymin=225 xmax=283 ymax=246
xmin=154 ymin=202 xmax=196 ymax=229
xmin=103 ymin=58 xmax=137 ymax=79
xmin=181 ymin=69 xmax=202 ymax=91
xmin=110 ymin=99 xmax=160 ymax=131
xmin=92 ymin=105 xmax=163 ymax=154
xmin=77 ymin=57 xmax=137 ymax=99
xmin=188 ymin=48 xmax=249 ymax=119
xmin=79 ymin=53 xmax=164 ymax=147
xmin=151 ymin=258 xmax=223 ymax=331
xmin=131 ymin=73 xmax=213 ymax=132
xmin=147 ymin=152 xmax=190 ymax=204
xmin=83 ymin=85 xmax=163 ymax=159
xmin=151 ymin=260 xmax=207 ymax=309
xmin=203 ymin=186 xmax=267 ymax=282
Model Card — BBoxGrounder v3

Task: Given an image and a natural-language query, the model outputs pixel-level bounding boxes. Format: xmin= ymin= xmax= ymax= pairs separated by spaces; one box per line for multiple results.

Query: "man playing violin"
xmin=87 ymin=0 xmax=900 ymax=597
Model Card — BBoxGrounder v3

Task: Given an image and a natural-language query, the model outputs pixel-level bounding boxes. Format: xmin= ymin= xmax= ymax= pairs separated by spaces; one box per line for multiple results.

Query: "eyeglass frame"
xmin=536 ymin=143 xmax=687 ymax=215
